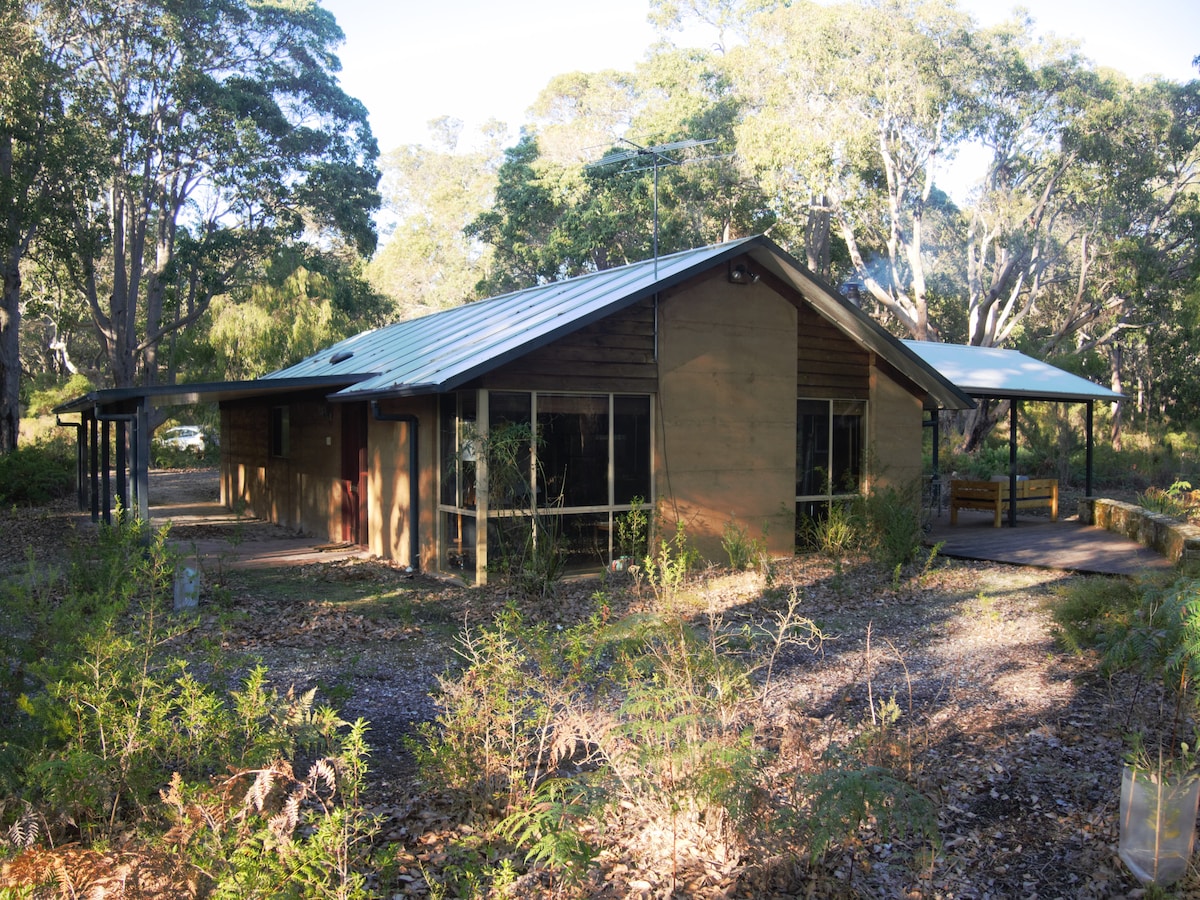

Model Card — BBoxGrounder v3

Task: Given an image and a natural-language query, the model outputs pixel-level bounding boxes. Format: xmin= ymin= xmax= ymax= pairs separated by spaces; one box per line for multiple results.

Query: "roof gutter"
xmin=370 ymin=402 xmax=419 ymax=571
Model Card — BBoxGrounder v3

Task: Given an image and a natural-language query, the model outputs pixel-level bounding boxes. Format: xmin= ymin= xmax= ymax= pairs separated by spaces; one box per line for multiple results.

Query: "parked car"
xmin=157 ymin=425 xmax=210 ymax=454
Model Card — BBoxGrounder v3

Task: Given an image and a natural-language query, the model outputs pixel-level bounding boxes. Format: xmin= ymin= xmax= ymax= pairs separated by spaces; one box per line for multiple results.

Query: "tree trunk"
xmin=960 ymin=398 xmax=1008 ymax=453
xmin=0 ymin=253 xmax=20 ymax=454
xmin=805 ymin=195 xmax=831 ymax=280
xmin=1109 ymin=344 xmax=1124 ymax=451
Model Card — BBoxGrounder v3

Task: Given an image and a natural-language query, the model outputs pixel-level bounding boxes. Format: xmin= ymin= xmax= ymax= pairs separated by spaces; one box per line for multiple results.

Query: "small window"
xmin=797 ymin=399 xmax=865 ymax=499
xmin=270 ymin=406 xmax=290 ymax=458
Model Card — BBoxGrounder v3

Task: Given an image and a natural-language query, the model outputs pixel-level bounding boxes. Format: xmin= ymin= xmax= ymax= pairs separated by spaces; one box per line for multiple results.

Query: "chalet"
xmin=56 ymin=235 xmax=976 ymax=582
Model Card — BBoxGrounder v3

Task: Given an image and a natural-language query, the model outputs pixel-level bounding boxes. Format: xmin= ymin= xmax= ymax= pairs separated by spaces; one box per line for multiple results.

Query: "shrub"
xmin=857 ymin=482 xmax=925 ymax=572
xmin=0 ymin=516 xmax=378 ymax=897
xmin=412 ymin=590 xmax=941 ymax=891
xmin=799 ymin=501 xmax=863 ymax=557
xmin=25 ymin=374 xmax=94 ymax=418
xmin=0 ymin=436 xmax=76 ymax=506
xmin=1137 ymin=479 xmax=1195 ymax=521
xmin=722 ymin=516 xmax=767 ymax=570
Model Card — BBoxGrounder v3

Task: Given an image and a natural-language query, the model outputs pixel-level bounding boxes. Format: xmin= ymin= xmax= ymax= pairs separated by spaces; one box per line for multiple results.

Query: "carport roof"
xmin=901 ymin=341 xmax=1123 ymax=403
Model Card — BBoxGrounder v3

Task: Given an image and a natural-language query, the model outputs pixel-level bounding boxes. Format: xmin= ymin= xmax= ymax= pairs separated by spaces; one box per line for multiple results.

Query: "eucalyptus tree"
xmin=34 ymin=0 xmax=379 ymax=392
xmin=0 ymin=2 xmax=102 ymax=451
xmin=367 ymin=118 xmax=504 ymax=317
xmin=732 ymin=0 xmax=984 ymax=340
xmin=468 ymin=45 xmax=771 ymax=294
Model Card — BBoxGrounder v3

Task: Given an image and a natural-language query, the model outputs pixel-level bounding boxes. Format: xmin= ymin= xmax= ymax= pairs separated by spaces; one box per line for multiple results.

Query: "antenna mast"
xmin=587 ymin=138 xmax=717 ymax=276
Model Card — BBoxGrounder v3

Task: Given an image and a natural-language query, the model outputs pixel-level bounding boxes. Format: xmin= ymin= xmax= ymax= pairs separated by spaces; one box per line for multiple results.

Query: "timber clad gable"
xmin=479 ymin=298 xmax=657 ymax=394
xmin=797 ymin=301 xmax=870 ymax=398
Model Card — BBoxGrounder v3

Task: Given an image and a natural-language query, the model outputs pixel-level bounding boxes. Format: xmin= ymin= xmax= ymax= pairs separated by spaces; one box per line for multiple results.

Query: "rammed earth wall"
xmin=1078 ymin=498 xmax=1200 ymax=567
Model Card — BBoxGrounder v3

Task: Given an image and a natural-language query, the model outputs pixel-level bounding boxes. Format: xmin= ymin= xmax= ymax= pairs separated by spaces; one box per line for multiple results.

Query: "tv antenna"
xmin=587 ymin=137 xmax=718 ymax=276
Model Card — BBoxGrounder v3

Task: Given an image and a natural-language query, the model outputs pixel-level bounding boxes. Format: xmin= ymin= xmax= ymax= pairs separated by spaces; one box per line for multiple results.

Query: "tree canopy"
xmin=3 ymin=0 xmax=382 ymax=450
xmin=8 ymin=0 xmax=1200 ymax=452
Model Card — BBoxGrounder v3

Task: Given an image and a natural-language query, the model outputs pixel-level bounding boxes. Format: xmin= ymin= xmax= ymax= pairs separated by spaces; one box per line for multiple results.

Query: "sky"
xmin=320 ymin=0 xmax=1199 ymax=157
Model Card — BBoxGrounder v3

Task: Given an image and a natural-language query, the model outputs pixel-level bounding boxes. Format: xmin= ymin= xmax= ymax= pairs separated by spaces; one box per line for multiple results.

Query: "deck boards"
xmin=925 ymin=508 xmax=1174 ymax=576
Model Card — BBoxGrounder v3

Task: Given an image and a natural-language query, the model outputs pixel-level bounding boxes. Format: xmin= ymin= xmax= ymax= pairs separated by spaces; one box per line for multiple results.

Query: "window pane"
xmin=486 ymin=513 xmax=532 ymax=576
xmin=270 ymin=406 xmax=289 ymax=458
xmin=439 ymin=393 xmax=477 ymax=508
xmin=537 ymin=395 xmax=609 ymax=508
xmin=556 ymin=512 xmax=610 ymax=572
xmin=442 ymin=509 xmax=475 ymax=576
xmin=488 ymin=393 xmax=533 ymax=511
xmin=614 ymin=395 xmax=651 ymax=503
xmin=796 ymin=400 xmax=829 ymax=496
xmin=439 ymin=394 xmax=457 ymax=506
xmin=831 ymin=401 xmax=865 ymax=495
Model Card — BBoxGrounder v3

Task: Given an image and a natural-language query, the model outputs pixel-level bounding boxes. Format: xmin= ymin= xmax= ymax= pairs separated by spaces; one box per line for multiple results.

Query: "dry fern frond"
xmin=307 ymin=758 xmax=337 ymax=795
xmin=269 ymin=793 xmax=302 ymax=842
xmin=284 ymin=686 xmax=319 ymax=726
xmin=4 ymin=803 xmax=40 ymax=850
xmin=246 ymin=768 xmax=276 ymax=812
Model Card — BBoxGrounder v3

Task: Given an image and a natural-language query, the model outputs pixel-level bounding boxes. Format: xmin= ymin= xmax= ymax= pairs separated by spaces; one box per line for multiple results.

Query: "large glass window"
xmin=797 ymin=398 xmax=865 ymax=527
xmin=437 ymin=390 xmax=653 ymax=578
xmin=488 ymin=392 xmax=533 ymax=510
xmin=614 ymin=396 xmax=652 ymax=503
xmin=537 ymin=394 xmax=608 ymax=508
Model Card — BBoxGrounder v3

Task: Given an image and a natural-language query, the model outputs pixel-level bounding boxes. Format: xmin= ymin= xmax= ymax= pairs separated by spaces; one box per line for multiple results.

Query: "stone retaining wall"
xmin=1078 ymin=498 xmax=1200 ymax=567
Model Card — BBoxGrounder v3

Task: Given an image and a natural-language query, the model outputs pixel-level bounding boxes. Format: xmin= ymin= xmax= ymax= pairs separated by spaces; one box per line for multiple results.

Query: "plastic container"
xmin=173 ymin=566 xmax=200 ymax=609
xmin=1119 ymin=764 xmax=1200 ymax=885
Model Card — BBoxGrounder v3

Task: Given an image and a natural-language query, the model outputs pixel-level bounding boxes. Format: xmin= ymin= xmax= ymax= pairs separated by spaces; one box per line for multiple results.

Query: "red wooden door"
xmin=341 ymin=405 xmax=368 ymax=545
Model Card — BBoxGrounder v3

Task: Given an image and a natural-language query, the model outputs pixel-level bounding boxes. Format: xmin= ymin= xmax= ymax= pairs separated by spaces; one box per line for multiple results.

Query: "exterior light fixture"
xmin=728 ymin=262 xmax=760 ymax=284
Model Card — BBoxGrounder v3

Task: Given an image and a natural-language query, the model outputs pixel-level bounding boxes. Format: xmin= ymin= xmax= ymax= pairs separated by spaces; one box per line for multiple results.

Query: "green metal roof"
xmin=265 ymin=235 xmax=972 ymax=409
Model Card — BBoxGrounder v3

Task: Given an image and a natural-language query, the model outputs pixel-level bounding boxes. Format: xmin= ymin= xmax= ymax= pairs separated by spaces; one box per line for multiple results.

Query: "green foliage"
xmin=161 ymin=720 xmax=378 ymax=899
xmin=410 ymin=604 xmax=558 ymax=813
xmin=1050 ymin=574 xmax=1200 ymax=765
xmin=413 ymin=590 xmax=942 ymax=887
xmin=24 ymin=375 xmax=94 ymax=417
xmin=615 ymin=495 xmax=650 ymax=560
xmin=721 ymin=515 xmax=767 ymax=571
xmin=496 ymin=779 xmax=599 ymax=887
xmin=640 ymin=519 xmax=701 ymax=605
xmin=1138 ymin=480 xmax=1195 ymax=520
xmin=0 ymin=435 xmax=75 ymax=505
xmin=800 ymin=761 xmax=940 ymax=862
xmin=206 ymin=259 xmax=382 ymax=380
xmin=0 ymin=514 xmax=378 ymax=895
xmin=800 ymin=501 xmax=863 ymax=558
xmin=855 ymin=482 xmax=925 ymax=572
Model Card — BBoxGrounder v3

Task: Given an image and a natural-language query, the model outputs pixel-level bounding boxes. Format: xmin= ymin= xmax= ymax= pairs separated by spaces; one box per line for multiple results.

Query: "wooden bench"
xmin=949 ymin=478 xmax=1059 ymax=527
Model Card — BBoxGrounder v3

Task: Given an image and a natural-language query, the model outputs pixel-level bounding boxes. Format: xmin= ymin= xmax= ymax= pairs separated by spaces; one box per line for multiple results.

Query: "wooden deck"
xmin=925 ymin=507 xmax=1175 ymax=576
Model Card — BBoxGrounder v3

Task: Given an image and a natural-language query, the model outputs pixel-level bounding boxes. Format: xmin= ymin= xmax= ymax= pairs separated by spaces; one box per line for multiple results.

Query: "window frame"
xmin=796 ymin=397 xmax=866 ymax=506
xmin=437 ymin=390 xmax=653 ymax=578
xmin=270 ymin=405 xmax=290 ymax=459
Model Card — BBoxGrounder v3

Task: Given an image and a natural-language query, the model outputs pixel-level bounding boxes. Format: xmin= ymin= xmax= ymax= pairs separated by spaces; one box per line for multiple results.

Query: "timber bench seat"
xmin=949 ymin=478 xmax=1059 ymax=528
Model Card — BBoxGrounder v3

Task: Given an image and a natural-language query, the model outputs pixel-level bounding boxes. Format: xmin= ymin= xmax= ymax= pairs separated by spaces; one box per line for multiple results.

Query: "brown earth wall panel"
xmin=657 ymin=280 xmax=797 ymax=561
xmin=367 ymin=395 xmax=437 ymax=568
xmin=869 ymin=371 xmax=924 ymax=490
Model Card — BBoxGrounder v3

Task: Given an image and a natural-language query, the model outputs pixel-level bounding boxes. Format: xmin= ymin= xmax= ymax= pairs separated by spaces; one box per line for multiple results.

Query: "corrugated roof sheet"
xmin=902 ymin=341 xmax=1123 ymax=402
xmin=265 ymin=239 xmax=758 ymax=397
xmin=260 ymin=234 xmax=972 ymax=409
